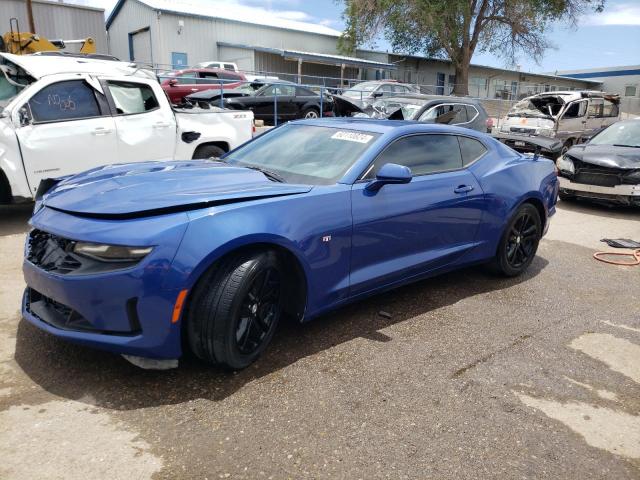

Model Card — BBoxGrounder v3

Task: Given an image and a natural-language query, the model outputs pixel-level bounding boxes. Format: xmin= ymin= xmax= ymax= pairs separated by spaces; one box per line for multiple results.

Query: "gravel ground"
xmin=0 ymin=200 xmax=639 ymax=479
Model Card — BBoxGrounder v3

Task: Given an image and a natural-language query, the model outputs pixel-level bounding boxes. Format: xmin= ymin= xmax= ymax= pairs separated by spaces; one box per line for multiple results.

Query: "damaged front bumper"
xmin=494 ymin=133 xmax=563 ymax=157
xmin=558 ymin=177 xmax=640 ymax=205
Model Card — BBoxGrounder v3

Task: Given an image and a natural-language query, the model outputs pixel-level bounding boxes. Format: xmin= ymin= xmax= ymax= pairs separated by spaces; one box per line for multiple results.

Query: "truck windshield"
xmin=224 ymin=124 xmax=380 ymax=185
xmin=508 ymin=97 xmax=559 ymax=119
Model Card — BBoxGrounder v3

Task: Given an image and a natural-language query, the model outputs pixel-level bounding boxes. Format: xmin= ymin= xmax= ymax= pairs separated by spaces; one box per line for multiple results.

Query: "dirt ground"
xmin=0 ymin=200 xmax=639 ymax=479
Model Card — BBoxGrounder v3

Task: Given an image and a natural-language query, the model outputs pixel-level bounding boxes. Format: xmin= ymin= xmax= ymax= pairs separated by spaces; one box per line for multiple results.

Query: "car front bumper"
xmin=558 ymin=177 xmax=640 ymax=204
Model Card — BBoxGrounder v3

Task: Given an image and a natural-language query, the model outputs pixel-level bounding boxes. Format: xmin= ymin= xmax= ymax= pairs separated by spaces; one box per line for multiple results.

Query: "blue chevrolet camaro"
xmin=23 ymin=119 xmax=558 ymax=369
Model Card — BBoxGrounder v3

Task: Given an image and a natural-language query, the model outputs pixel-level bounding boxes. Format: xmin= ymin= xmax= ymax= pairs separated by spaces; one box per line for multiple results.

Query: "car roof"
xmin=0 ymin=52 xmax=152 ymax=80
xmin=291 ymin=117 xmax=488 ymax=137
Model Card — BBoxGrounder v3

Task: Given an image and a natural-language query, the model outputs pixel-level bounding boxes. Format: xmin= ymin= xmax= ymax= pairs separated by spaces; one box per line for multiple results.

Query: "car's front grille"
xmin=27 ymin=229 xmax=81 ymax=275
xmin=25 ymin=287 xmax=94 ymax=331
xmin=571 ymin=158 xmax=624 ymax=187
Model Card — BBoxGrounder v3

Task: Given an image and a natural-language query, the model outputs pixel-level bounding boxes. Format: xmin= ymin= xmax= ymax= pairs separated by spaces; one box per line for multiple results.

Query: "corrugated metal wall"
xmin=1 ymin=0 xmax=107 ymax=53
xmin=106 ymin=0 xmax=157 ymax=63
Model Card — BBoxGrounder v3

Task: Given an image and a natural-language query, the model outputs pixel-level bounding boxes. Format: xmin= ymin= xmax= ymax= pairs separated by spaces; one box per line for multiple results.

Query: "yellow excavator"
xmin=1 ymin=17 xmax=96 ymax=56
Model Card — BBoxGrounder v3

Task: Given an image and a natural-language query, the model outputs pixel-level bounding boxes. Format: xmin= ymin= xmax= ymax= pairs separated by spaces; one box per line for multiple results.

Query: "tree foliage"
xmin=339 ymin=0 xmax=605 ymax=94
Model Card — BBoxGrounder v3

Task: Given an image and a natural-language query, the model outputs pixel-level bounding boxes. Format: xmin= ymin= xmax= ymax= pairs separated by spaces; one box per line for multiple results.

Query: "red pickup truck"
xmin=160 ymin=68 xmax=246 ymax=104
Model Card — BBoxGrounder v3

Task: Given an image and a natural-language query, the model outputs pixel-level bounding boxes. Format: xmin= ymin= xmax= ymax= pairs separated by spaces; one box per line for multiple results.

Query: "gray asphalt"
xmin=1 ymin=200 xmax=639 ymax=479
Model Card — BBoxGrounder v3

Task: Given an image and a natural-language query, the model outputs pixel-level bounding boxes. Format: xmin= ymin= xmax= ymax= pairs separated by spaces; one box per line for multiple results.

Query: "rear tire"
xmin=187 ymin=251 xmax=283 ymax=370
xmin=193 ymin=144 xmax=226 ymax=160
xmin=492 ymin=204 xmax=542 ymax=277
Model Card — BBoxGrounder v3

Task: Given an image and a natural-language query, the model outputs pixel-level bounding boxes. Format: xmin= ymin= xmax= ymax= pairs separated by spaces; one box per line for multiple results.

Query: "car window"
xmin=199 ymin=72 xmax=219 ymax=79
xmin=261 ymin=85 xmax=296 ymax=96
xmin=28 ymin=80 xmax=101 ymax=123
xmin=465 ymin=105 xmax=479 ymax=121
xmin=458 ymin=137 xmax=487 ymax=165
xmin=224 ymin=64 xmax=235 ymax=71
xmin=418 ymin=104 xmax=467 ymax=124
xmin=107 ymin=81 xmax=159 ymax=115
xmin=380 ymin=84 xmax=393 ymax=93
xmin=602 ymin=99 xmax=619 ymax=118
xmin=391 ymin=85 xmax=406 ymax=93
xmin=562 ymin=100 xmax=587 ymax=119
xmin=588 ymin=99 xmax=603 ymax=117
xmin=366 ymin=134 xmax=463 ymax=177
xmin=296 ymin=87 xmax=315 ymax=96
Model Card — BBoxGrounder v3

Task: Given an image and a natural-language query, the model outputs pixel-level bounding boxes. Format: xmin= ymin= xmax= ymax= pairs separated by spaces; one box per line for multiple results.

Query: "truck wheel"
xmin=187 ymin=251 xmax=283 ymax=370
xmin=560 ymin=139 xmax=574 ymax=156
xmin=193 ymin=144 xmax=226 ymax=160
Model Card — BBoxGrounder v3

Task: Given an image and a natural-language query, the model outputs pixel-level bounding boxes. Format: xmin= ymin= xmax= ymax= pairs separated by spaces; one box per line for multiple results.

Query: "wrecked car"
xmin=556 ymin=119 xmax=640 ymax=206
xmin=496 ymin=91 xmax=620 ymax=155
xmin=23 ymin=118 xmax=557 ymax=370
xmin=0 ymin=52 xmax=254 ymax=204
xmin=333 ymin=94 xmax=490 ymax=133
xmin=339 ymin=81 xmax=419 ymax=109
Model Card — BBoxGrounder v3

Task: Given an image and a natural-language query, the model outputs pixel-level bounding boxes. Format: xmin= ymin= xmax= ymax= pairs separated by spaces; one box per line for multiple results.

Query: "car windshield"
xmin=589 ymin=121 xmax=640 ymax=147
xmin=343 ymin=82 xmax=379 ymax=98
xmin=224 ymin=124 xmax=380 ymax=185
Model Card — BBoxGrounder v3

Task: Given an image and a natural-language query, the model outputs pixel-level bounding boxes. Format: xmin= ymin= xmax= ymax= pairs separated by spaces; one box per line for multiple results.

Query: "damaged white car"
xmin=0 ymin=53 xmax=254 ymax=204
xmin=495 ymin=91 xmax=620 ymax=156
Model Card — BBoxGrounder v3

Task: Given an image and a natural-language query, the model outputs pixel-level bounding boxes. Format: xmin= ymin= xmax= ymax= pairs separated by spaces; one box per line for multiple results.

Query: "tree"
xmin=338 ymin=0 xmax=605 ymax=95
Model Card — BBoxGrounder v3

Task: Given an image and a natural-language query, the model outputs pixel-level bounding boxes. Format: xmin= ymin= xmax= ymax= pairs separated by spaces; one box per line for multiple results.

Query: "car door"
xmin=350 ymin=133 xmax=485 ymax=295
xmin=13 ymin=77 xmax=118 ymax=193
xmin=557 ymin=99 xmax=588 ymax=140
xmin=585 ymin=98 xmax=604 ymax=137
xmin=103 ymin=79 xmax=177 ymax=162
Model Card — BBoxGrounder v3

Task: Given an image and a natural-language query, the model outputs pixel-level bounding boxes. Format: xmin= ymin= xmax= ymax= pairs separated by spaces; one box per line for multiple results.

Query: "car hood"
xmin=42 ymin=161 xmax=313 ymax=218
xmin=566 ymin=144 xmax=640 ymax=169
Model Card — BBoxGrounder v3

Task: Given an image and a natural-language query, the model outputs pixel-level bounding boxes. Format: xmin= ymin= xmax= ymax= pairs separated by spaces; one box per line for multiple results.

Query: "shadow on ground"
xmin=13 ymin=253 xmax=548 ymax=410
xmin=0 ymin=205 xmax=33 ymax=237
xmin=557 ymin=197 xmax=640 ymax=219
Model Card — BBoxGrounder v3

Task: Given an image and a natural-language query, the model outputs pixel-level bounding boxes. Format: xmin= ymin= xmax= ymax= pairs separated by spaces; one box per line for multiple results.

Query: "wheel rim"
xmin=506 ymin=213 xmax=538 ymax=268
xmin=304 ymin=110 xmax=319 ymax=118
xmin=235 ymin=267 xmax=281 ymax=355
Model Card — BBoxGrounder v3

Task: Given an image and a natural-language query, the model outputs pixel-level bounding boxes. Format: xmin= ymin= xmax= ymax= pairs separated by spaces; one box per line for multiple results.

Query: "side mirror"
xmin=364 ymin=163 xmax=412 ymax=193
xmin=372 ymin=91 xmax=383 ymax=98
xmin=168 ymin=79 xmax=178 ymax=86
xmin=18 ymin=106 xmax=31 ymax=127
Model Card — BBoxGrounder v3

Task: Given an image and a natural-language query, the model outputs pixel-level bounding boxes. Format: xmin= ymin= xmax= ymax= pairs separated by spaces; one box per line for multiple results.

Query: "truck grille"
xmin=27 ymin=229 xmax=82 ymax=275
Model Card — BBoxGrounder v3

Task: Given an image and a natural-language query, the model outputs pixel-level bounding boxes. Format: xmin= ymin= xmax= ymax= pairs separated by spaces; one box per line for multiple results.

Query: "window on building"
xmin=28 ymin=80 xmax=102 ymax=123
xmin=436 ymin=72 xmax=446 ymax=95
xmin=107 ymin=81 xmax=159 ymax=115
xmin=625 ymin=85 xmax=637 ymax=97
xmin=366 ymin=134 xmax=463 ymax=177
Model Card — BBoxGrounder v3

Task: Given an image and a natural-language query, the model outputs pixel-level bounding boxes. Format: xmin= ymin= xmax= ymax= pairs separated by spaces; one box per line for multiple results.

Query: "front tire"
xmin=492 ymin=204 xmax=542 ymax=277
xmin=187 ymin=251 xmax=283 ymax=370
xmin=193 ymin=144 xmax=226 ymax=160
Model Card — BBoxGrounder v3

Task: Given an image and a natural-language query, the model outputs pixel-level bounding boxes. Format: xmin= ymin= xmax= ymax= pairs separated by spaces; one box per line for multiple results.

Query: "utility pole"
xmin=26 ymin=0 xmax=36 ymax=33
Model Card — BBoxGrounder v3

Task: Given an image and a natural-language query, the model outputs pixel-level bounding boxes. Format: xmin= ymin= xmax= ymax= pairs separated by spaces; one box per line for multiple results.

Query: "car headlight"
xmin=73 ymin=242 xmax=153 ymax=262
xmin=556 ymin=155 xmax=575 ymax=175
xmin=537 ymin=128 xmax=556 ymax=137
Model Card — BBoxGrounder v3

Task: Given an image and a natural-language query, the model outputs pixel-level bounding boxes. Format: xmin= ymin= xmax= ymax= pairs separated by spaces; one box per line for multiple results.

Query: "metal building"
xmin=1 ymin=0 xmax=108 ymax=53
xmin=105 ymin=0 xmax=396 ymax=85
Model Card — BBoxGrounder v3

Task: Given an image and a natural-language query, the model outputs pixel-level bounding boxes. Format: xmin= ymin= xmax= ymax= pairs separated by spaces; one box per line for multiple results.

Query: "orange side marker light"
xmin=172 ymin=289 xmax=189 ymax=323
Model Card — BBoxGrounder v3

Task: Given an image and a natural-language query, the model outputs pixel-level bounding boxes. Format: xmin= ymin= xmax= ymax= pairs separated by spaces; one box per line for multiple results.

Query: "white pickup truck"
xmin=0 ymin=53 xmax=254 ymax=204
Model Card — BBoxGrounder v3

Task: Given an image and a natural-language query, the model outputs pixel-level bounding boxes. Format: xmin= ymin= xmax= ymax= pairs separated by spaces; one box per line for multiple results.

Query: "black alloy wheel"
xmin=235 ymin=267 xmax=281 ymax=355
xmin=187 ymin=251 xmax=284 ymax=369
xmin=492 ymin=204 xmax=542 ymax=277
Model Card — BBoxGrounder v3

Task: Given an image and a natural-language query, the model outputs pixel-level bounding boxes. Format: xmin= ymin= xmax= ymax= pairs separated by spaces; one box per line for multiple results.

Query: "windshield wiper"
xmin=613 ymin=144 xmax=640 ymax=148
xmin=242 ymin=165 xmax=285 ymax=183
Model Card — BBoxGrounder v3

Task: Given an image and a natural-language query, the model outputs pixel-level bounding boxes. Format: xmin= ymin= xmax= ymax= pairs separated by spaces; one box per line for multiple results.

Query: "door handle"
xmin=92 ymin=127 xmax=112 ymax=135
xmin=153 ymin=122 xmax=172 ymax=129
xmin=191 ymin=88 xmax=198 ymax=92
xmin=454 ymin=185 xmax=474 ymax=194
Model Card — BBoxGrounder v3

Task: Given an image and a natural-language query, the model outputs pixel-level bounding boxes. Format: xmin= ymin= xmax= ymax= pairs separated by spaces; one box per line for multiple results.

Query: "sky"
xmin=68 ymin=0 xmax=639 ymax=73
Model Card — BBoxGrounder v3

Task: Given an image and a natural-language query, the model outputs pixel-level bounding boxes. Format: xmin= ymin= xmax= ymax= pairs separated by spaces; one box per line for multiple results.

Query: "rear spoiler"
xmin=493 ymin=133 xmax=563 ymax=156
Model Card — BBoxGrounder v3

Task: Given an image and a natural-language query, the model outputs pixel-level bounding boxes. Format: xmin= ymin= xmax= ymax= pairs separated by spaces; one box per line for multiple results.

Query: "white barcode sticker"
xmin=331 ymin=131 xmax=374 ymax=143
